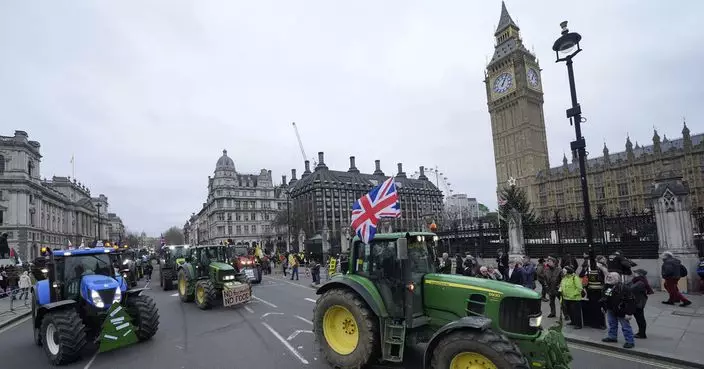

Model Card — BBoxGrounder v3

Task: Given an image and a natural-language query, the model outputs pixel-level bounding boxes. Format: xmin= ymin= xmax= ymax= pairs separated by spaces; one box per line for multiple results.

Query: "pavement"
xmin=0 ymin=268 xmax=698 ymax=369
xmin=0 ymin=289 xmax=31 ymax=329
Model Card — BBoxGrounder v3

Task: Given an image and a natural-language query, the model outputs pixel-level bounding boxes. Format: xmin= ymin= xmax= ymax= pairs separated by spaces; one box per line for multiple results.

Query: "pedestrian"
xmin=454 ymin=254 xmax=463 ymax=275
xmin=608 ymin=250 xmax=636 ymax=282
xmin=601 ymin=272 xmax=636 ymax=349
xmin=289 ymin=252 xmax=299 ymax=281
xmin=579 ymin=255 xmax=608 ymax=329
xmin=144 ymin=261 xmax=153 ymax=282
xmin=559 ymin=266 xmax=583 ymax=329
xmin=661 ymin=251 xmax=691 ymax=307
xmin=560 ymin=253 xmax=579 ymax=271
xmin=522 ymin=256 xmax=536 ymax=289
xmin=543 ymin=257 xmax=563 ymax=318
xmin=282 ymin=253 xmax=288 ymax=277
xmin=627 ymin=269 xmax=653 ymax=339
xmin=496 ymin=249 xmax=509 ymax=277
xmin=505 ymin=257 xmax=524 ymax=285
xmin=18 ymin=270 xmax=32 ymax=302
xmin=536 ymin=258 xmax=548 ymax=301
xmin=310 ymin=259 xmax=321 ymax=286
xmin=438 ymin=253 xmax=451 ymax=274
xmin=0 ymin=233 xmax=9 ymax=259
xmin=697 ymin=257 xmax=704 ymax=293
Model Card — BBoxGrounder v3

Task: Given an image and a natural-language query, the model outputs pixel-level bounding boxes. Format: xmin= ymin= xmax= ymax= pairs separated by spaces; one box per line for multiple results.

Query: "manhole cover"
xmin=672 ymin=311 xmax=704 ymax=318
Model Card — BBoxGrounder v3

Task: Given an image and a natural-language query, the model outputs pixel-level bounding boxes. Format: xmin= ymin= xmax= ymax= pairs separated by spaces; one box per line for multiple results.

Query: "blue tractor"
xmin=31 ymin=247 xmax=160 ymax=365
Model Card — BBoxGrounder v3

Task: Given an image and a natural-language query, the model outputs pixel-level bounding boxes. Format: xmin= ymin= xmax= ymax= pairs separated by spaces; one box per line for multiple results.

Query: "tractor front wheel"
xmin=125 ymin=294 xmax=160 ymax=341
xmin=40 ymin=309 xmax=87 ymax=365
xmin=314 ymin=289 xmax=379 ymax=369
xmin=162 ymin=269 xmax=174 ymax=291
xmin=177 ymin=269 xmax=194 ymax=302
xmin=195 ymin=280 xmax=217 ymax=310
xmin=430 ymin=330 xmax=529 ymax=369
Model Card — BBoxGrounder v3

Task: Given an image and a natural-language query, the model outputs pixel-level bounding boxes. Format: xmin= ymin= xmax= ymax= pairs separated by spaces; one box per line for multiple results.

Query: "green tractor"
xmin=176 ymin=245 xmax=252 ymax=310
xmin=160 ymin=244 xmax=189 ymax=291
xmin=313 ymin=232 xmax=572 ymax=369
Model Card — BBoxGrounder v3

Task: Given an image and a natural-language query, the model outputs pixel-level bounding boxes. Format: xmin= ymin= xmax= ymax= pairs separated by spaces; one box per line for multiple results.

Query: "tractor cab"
xmin=227 ymin=244 xmax=263 ymax=283
xmin=350 ymin=233 xmax=437 ymax=325
xmin=185 ymin=245 xmax=236 ymax=280
xmin=164 ymin=245 xmax=188 ymax=267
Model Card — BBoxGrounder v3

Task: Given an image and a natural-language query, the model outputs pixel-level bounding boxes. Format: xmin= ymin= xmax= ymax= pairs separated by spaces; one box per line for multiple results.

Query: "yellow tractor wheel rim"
xmin=178 ymin=276 xmax=186 ymax=296
xmin=450 ymin=352 xmax=498 ymax=369
xmin=323 ymin=305 xmax=359 ymax=355
xmin=196 ymin=285 xmax=205 ymax=304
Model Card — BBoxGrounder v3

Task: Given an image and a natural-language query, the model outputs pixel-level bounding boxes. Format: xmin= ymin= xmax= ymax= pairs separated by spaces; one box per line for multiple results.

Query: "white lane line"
xmin=244 ymin=306 xmax=255 ymax=314
xmin=170 ymin=293 xmax=179 ymax=297
xmin=568 ymin=343 xmax=683 ymax=369
xmin=263 ymin=276 xmax=317 ymax=291
xmin=0 ymin=315 xmax=31 ymax=335
xmin=261 ymin=312 xmax=284 ymax=319
xmin=295 ymin=315 xmax=313 ymax=325
xmin=287 ymin=330 xmax=313 ymax=341
xmin=304 ymin=298 xmax=317 ymax=303
xmin=252 ymin=295 xmax=278 ymax=308
xmin=83 ymin=351 xmax=99 ymax=369
xmin=261 ymin=322 xmax=309 ymax=364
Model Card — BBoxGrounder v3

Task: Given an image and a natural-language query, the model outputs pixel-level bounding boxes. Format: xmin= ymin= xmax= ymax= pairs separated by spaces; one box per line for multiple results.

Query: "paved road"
xmin=0 ymin=273 xmax=695 ymax=369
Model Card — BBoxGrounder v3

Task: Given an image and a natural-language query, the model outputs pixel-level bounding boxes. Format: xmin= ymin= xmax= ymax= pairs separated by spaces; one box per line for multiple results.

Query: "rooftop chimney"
xmin=316 ymin=152 xmax=328 ymax=170
xmin=348 ymin=156 xmax=360 ymax=173
xmin=396 ymin=163 xmax=406 ymax=178
xmin=302 ymin=160 xmax=311 ymax=177
xmin=282 ymin=175 xmax=287 ymax=184
xmin=418 ymin=166 xmax=428 ymax=180
xmin=373 ymin=160 xmax=385 ymax=176
xmin=291 ymin=168 xmax=297 ymax=180
xmin=268 ymin=170 xmax=272 ymax=177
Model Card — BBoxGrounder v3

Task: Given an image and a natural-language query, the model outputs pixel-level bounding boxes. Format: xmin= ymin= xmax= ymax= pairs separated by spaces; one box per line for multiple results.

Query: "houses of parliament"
xmin=486 ymin=3 xmax=703 ymax=220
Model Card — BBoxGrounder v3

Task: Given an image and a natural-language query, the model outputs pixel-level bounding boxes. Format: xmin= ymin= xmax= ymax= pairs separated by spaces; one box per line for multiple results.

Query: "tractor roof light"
xmin=407 ymin=282 xmax=415 ymax=292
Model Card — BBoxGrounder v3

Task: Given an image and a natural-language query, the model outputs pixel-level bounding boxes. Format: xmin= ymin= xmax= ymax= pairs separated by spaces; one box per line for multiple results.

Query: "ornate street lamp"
xmin=95 ymin=203 xmax=102 ymax=242
xmin=552 ymin=21 xmax=595 ymax=267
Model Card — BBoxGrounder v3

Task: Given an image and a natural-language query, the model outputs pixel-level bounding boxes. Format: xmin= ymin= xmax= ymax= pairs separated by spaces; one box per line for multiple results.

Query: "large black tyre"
xmin=162 ymin=269 xmax=174 ymax=291
xmin=178 ymin=269 xmax=194 ymax=302
xmin=314 ymin=288 xmax=379 ymax=369
xmin=430 ymin=330 xmax=529 ymax=369
xmin=125 ymin=294 xmax=160 ymax=341
xmin=40 ymin=309 xmax=87 ymax=365
xmin=159 ymin=268 xmax=163 ymax=287
xmin=195 ymin=279 xmax=218 ymax=310
xmin=31 ymin=293 xmax=41 ymax=346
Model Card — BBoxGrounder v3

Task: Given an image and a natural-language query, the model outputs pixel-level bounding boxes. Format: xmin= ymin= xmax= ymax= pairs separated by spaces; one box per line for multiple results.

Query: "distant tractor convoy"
xmin=25 ymin=233 xmax=571 ymax=368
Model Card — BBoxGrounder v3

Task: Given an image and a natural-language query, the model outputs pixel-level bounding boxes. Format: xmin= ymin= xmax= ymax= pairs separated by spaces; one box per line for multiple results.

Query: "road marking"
xmin=261 ymin=312 xmax=284 ymax=319
xmin=568 ymin=343 xmax=684 ymax=369
xmin=261 ymin=322 xmax=309 ymax=364
xmin=287 ymin=330 xmax=313 ymax=341
xmin=244 ymin=306 xmax=255 ymax=314
xmin=170 ymin=293 xmax=179 ymax=297
xmin=295 ymin=315 xmax=313 ymax=325
xmin=304 ymin=297 xmax=317 ymax=303
xmin=263 ymin=275 xmax=317 ymax=291
xmin=83 ymin=351 xmax=99 ymax=369
xmin=0 ymin=315 xmax=31 ymax=335
xmin=252 ymin=296 xmax=278 ymax=308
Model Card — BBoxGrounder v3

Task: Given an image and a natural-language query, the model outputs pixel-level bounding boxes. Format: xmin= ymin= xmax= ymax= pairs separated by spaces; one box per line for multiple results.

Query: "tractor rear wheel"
xmin=40 ymin=309 xmax=87 ymax=365
xmin=195 ymin=280 xmax=217 ymax=310
xmin=125 ymin=294 xmax=160 ymax=341
xmin=430 ymin=330 xmax=529 ymax=369
xmin=162 ymin=269 xmax=174 ymax=291
xmin=314 ymin=288 xmax=379 ymax=369
xmin=32 ymin=295 xmax=41 ymax=346
xmin=178 ymin=269 xmax=194 ymax=302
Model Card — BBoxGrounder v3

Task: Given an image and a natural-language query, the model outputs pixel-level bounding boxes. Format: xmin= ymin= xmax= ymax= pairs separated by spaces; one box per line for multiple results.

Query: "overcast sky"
xmin=1 ymin=1 xmax=702 ymax=235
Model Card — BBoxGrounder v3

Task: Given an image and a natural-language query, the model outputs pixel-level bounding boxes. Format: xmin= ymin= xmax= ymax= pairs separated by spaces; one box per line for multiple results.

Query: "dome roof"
xmin=215 ymin=149 xmax=236 ymax=171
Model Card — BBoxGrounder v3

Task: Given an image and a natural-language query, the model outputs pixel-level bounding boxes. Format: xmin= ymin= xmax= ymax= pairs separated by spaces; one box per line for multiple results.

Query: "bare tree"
xmin=163 ymin=226 xmax=185 ymax=245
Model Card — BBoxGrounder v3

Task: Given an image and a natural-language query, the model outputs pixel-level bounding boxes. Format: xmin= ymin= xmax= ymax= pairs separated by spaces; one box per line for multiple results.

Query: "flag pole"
xmin=71 ymin=154 xmax=75 ymax=179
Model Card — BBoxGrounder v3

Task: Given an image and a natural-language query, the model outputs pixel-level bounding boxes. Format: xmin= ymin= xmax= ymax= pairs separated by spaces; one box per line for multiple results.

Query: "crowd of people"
xmin=436 ymin=248 xmax=697 ymax=349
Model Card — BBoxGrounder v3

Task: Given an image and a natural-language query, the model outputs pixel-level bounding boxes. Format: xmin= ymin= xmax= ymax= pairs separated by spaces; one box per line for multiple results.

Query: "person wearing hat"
xmin=559 ymin=265 xmax=584 ymax=328
xmin=627 ymin=269 xmax=653 ymax=339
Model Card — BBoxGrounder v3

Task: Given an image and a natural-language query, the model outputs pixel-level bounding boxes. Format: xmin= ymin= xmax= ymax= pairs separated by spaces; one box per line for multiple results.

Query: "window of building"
xmin=252 ymin=225 xmax=257 ymax=234
xmin=244 ymin=214 xmax=249 ymax=221
xmin=217 ymin=199 xmax=224 ymax=208
xmin=250 ymin=190 xmax=255 ymax=197
xmin=236 ymin=225 xmax=241 ymax=234
xmin=227 ymin=225 xmax=232 ymax=235
xmin=0 ymin=155 xmax=4 ymax=174
xmin=595 ymin=187 xmax=605 ymax=200
xmin=251 ymin=212 xmax=256 ymax=221
xmin=0 ymin=210 xmax=3 ymax=224
xmin=618 ymin=183 xmax=629 ymax=197
xmin=28 ymin=160 xmax=33 ymax=177
xmin=264 ymin=213 xmax=270 ymax=221
xmin=556 ymin=193 xmax=564 ymax=205
xmin=227 ymin=213 xmax=232 ymax=221
xmin=244 ymin=225 xmax=249 ymax=234
xmin=217 ymin=190 xmax=222 ymax=196
xmin=235 ymin=201 xmax=241 ymax=209
xmin=236 ymin=213 xmax=241 ymax=221
xmin=619 ymin=200 xmax=629 ymax=213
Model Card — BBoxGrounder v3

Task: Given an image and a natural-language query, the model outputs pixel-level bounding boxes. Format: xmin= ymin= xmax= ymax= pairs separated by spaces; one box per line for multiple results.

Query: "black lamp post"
xmin=95 ymin=203 xmax=102 ymax=242
xmin=552 ymin=21 xmax=595 ymax=268
xmin=286 ymin=188 xmax=291 ymax=253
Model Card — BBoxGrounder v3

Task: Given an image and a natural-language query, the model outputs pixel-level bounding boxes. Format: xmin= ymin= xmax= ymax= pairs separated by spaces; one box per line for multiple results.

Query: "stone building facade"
xmin=0 ymin=130 xmax=125 ymax=259
xmin=485 ymin=4 xmax=704 ymax=219
xmin=184 ymin=150 xmax=286 ymax=246
xmin=287 ymin=152 xmax=444 ymax=251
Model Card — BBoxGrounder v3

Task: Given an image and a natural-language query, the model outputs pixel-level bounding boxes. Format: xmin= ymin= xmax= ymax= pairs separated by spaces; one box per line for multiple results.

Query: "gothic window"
xmin=618 ymin=183 xmax=629 ymax=197
xmin=595 ymin=187 xmax=605 ymax=200
xmin=556 ymin=193 xmax=564 ymax=205
xmin=619 ymin=200 xmax=630 ymax=213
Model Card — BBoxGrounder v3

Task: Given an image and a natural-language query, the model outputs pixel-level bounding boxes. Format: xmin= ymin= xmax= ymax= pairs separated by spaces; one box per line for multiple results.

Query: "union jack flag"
xmin=351 ymin=177 xmax=401 ymax=244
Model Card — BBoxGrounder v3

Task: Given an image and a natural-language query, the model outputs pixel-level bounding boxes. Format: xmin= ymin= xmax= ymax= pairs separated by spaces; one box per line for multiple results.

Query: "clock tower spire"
xmin=485 ymin=1 xmax=550 ymax=206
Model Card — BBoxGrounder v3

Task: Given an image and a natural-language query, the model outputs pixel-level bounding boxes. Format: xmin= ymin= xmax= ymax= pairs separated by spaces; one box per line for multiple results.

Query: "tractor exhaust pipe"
xmin=44 ymin=248 xmax=58 ymax=303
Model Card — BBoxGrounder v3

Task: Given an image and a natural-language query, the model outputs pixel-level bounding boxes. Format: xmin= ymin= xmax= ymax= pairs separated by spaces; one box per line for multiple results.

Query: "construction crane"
xmin=292 ymin=122 xmax=317 ymax=166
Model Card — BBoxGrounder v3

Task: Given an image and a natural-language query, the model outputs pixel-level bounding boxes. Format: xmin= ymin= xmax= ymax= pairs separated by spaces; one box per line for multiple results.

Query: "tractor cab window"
xmin=353 ymin=241 xmax=399 ymax=280
xmin=407 ymin=240 xmax=435 ymax=275
xmin=58 ymin=254 xmax=112 ymax=282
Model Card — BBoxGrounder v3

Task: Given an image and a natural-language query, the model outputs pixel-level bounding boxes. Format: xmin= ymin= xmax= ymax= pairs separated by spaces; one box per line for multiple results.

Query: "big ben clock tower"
xmin=485 ymin=1 xmax=550 ymax=205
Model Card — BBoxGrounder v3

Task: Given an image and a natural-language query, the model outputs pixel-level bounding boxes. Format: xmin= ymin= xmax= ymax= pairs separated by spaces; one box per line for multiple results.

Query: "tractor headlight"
xmin=113 ymin=287 xmax=121 ymax=304
xmin=223 ymin=275 xmax=235 ymax=281
xmin=41 ymin=268 xmax=48 ymax=274
xmin=123 ymin=259 xmax=131 ymax=265
xmin=91 ymin=290 xmax=105 ymax=308
xmin=529 ymin=315 xmax=543 ymax=327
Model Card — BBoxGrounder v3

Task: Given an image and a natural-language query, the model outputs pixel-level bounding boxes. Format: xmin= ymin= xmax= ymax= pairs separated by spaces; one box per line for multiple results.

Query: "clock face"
xmin=527 ymin=68 xmax=540 ymax=87
xmin=493 ymin=72 xmax=513 ymax=94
